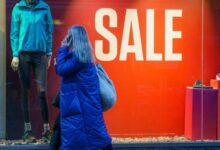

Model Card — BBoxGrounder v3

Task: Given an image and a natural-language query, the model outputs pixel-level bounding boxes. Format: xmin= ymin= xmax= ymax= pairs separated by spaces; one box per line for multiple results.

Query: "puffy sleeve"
xmin=55 ymin=47 xmax=84 ymax=77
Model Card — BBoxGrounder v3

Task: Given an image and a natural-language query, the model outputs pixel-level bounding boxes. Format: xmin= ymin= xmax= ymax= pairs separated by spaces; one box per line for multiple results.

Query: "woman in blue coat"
xmin=56 ymin=25 xmax=112 ymax=150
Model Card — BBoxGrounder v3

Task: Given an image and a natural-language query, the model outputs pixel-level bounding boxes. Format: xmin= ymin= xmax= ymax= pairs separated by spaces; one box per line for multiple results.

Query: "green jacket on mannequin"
xmin=10 ymin=0 xmax=53 ymax=57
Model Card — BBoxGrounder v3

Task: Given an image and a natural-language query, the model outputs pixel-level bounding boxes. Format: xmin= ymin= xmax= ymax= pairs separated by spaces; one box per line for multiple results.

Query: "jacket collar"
xmin=17 ymin=0 xmax=48 ymax=9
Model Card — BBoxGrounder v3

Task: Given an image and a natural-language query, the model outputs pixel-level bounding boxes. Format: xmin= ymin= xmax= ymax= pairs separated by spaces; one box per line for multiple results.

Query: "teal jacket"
xmin=10 ymin=0 xmax=53 ymax=57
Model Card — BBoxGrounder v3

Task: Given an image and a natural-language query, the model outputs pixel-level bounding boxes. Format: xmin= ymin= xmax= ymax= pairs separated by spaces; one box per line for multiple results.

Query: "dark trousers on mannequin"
xmin=18 ymin=51 xmax=49 ymax=124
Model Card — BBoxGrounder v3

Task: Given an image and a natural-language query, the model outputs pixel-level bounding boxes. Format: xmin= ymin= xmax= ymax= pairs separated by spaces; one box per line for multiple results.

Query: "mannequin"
xmin=10 ymin=0 xmax=53 ymax=143
xmin=26 ymin=0 xmax=38 ymax=5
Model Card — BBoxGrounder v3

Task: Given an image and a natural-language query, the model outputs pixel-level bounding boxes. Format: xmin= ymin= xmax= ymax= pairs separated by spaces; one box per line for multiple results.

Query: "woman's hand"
xmin=61 ymin=35 xmax=69 ymax=48
xmin=61 ymin=32 xmax=72 ymax=48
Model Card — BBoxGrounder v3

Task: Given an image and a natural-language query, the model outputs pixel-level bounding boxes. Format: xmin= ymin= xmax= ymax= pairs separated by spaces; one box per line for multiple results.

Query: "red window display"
xmin=2 ymin=0 xmax=220 ymax=142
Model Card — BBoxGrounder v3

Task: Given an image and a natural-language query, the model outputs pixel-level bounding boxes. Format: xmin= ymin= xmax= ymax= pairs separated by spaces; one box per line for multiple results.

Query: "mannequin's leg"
xmin=18 ymin=53 xmax=36 ymax=142
xmin=33 ymin=54 xmax=49 ymax=123
xmin=18 ymin=54 xmax=31 ymax=124
xmin=33 ymin=54 xmax=51 ymax=142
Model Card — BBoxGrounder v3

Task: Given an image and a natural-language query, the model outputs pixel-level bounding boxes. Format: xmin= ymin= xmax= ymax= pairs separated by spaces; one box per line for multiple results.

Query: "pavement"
xmin=1 ymin=142 xmax=220 ymax=150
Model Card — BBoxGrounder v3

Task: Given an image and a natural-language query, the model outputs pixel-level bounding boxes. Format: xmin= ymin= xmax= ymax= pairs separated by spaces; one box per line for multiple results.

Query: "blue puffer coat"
xmin=56 ymin=47 xmax=112 ymax=150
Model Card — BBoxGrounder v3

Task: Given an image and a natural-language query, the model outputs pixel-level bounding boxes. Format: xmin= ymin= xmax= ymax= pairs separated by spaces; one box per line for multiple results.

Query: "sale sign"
xmin=95 ymin=8 xmax=182 ymax=61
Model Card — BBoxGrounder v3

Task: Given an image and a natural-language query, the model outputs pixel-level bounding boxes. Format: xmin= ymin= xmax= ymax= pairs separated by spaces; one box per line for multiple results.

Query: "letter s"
xmin=95 ymin=8 xmax=117 ymax=61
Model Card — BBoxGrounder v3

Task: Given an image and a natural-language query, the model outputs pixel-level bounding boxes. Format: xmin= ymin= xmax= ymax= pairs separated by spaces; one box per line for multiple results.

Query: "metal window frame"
xmin=0 ymin=0 xmax=6 ymax=139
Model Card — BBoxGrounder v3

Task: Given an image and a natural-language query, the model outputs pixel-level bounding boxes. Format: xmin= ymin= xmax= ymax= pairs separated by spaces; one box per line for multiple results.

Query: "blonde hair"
xmin=69 ymin=25 xmax=94 ymax=63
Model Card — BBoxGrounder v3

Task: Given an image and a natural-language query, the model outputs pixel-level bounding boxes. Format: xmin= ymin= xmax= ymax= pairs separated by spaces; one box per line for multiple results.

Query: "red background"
xmin=6 ymin=0 xmax=220 ymax=139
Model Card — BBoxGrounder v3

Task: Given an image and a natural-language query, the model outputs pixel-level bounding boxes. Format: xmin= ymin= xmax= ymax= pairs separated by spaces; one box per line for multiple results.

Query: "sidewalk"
xmin=1 ymin=137 xmax=220 ymax=150
xmin=1 ymin=142 xmax=220 ymax=150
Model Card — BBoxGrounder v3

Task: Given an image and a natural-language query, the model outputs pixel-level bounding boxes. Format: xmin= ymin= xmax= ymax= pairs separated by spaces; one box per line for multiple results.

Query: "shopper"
xmin=55 ymin=25 xmax=113 ymax=150
xmin=10 ymin=0 xmax=53 ymax=142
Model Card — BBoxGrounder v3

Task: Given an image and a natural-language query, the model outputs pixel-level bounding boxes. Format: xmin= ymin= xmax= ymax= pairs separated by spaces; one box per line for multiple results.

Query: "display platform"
xmin=210 ymin=79 xmax=220 ymax=140
xmin=185 ymin=87 xmax=218 ymax=140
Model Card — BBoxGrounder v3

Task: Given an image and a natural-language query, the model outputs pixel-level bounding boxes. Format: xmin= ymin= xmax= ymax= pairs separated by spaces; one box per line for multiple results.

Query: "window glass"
xmin=5 ymin=0 xmax=217 ymax=143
